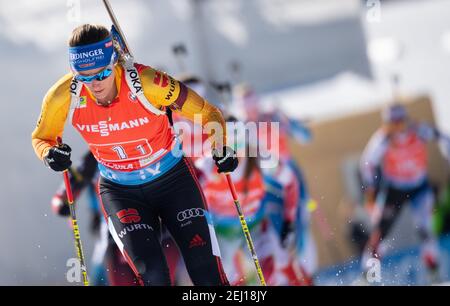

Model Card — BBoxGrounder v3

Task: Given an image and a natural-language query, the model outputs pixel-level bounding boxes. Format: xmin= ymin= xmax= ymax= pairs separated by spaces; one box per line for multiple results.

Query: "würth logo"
xmin=153 ymin=71 xmax=169 ymax=88
xmin=117 ymin=208 xmax=141 ymax=224
xmin=189 ymin=234 xmax=206 ymax=248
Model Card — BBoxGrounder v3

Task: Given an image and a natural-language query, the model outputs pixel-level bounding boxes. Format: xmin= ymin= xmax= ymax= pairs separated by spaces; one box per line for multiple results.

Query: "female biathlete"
xmin=31 ymin=24 xmax=238 ymax=286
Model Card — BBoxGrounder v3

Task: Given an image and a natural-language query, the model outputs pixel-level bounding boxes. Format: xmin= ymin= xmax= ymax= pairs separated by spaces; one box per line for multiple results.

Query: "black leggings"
xmin=378 ymin=182 xmax=430 ymax=239
xmin=98 ymin=158 xmax=228 ymax=286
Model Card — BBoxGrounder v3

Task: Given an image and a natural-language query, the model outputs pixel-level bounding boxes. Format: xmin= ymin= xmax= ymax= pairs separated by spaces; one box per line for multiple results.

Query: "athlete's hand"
xmin=44 ymin=144 xmax=72 ymax=172
xmin=212 ymin=146 xmax=238 ymax=173
xmin=51 ymin=193 xmax=71 ymax=217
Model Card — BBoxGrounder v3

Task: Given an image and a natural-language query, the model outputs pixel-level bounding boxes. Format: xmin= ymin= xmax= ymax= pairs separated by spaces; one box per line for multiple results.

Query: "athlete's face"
xmin=78 ymin=66 xmax=116 ymax=101
xmin=386 ymin=119 xmax=407 ymax=135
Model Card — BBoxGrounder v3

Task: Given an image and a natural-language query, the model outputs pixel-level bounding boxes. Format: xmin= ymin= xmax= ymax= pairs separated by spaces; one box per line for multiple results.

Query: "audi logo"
xmin=177 ymin=208 xmax=205 ymax=222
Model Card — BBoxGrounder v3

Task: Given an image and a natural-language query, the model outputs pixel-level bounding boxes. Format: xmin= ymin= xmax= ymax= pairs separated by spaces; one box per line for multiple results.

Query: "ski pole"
xmin=102 ymin=0 xmax=133 ymax=57
xmin=225 ymin=174 xmax=266 ymax=286
xmin=56 ymin=137 xmax=89 ymax=286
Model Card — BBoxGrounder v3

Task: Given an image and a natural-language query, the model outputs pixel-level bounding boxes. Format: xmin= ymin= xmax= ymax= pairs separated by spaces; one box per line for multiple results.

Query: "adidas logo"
xmin=189 ymin=234 xmax=206 ymax=248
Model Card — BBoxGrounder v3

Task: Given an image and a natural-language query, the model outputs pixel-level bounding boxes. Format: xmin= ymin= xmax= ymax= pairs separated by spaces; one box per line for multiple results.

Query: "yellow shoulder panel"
xmin=140 ymin=67 xmax=181 ymax=107
xmin=31 ymin=73 xmax=72 ymax=160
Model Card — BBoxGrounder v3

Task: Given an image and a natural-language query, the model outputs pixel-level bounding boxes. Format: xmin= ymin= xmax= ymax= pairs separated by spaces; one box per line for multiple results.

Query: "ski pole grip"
xmin=56 ymin=136 xmax=63 ymax=147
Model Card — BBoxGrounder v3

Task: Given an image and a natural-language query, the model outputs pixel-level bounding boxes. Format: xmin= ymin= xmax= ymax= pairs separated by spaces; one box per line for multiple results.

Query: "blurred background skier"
xmin=231 ymin=82 xmax=318 ymax=281
xmin=360 ymin=103 xmax=450 ymax=283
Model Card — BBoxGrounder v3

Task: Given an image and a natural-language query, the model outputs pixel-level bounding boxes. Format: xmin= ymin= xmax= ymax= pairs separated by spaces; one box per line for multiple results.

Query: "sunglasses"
xmin=74 ymin=66 xmax=113 ymax=84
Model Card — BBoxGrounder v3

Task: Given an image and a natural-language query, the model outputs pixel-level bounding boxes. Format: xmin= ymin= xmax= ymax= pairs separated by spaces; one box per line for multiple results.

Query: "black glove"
xmin=212 ymin=146 xmax=238 ymax=173
xmin=44 ymin=144 xmax=72 ymax=172
xmin=281 ymin=220 xmax=294 ymax=247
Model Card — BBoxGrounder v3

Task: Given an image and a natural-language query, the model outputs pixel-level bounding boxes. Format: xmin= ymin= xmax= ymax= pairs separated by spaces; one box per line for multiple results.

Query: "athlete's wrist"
xmin=43 ymin=150 xmax=51 ymax=168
